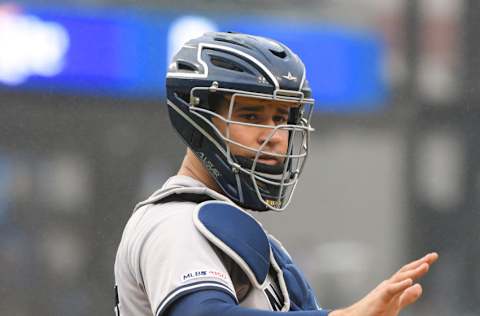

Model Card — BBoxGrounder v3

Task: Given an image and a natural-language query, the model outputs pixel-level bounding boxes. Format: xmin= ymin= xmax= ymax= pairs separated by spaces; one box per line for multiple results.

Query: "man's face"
xmin=212 ymin=95 xmax=298 ymax=166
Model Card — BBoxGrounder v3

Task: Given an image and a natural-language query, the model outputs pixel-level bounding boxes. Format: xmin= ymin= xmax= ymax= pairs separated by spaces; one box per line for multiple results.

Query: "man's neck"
xmin=177 ymin=149 xmax=221 ymax=193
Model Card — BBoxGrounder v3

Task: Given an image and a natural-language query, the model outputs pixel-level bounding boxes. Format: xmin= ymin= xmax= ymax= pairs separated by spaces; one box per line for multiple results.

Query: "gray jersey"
xmin=114 ymin=176 xmax=288 ymax=316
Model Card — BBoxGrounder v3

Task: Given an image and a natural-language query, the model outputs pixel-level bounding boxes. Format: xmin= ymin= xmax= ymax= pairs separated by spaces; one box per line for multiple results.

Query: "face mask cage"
xmin=187 ymin=82 xmax=314 ymax=211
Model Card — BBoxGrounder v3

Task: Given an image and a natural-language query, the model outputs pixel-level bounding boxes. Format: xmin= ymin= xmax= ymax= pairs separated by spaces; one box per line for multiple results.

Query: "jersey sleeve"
xmin=128 ymin=202 xmax=238 ymax=316
xmin=166 ymin=290 xmax=332 ymax=316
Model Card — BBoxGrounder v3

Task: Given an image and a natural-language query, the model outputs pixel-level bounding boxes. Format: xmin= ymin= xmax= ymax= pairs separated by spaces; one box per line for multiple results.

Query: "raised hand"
xmin=330 ymin=252 xmax=439 ymax=316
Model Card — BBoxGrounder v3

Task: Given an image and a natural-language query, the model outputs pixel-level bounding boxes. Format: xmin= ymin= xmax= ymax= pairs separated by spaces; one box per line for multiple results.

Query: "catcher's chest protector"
xmin=138 ymin=187 xmax=320 ymax=311
xmin=193 ymin=200 xmax=320 ymax=311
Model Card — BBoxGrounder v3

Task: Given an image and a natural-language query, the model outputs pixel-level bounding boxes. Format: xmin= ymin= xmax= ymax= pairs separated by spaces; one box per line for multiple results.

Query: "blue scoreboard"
xmin=0 ymin=6 xmax=387 ymax=112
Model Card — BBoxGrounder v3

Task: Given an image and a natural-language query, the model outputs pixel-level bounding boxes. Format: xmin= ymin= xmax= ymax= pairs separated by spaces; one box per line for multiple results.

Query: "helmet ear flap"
xmin=168 ymin=89 xmax=226 ymax=152
xmin=190 ymin=129 xmax=204 ymax=149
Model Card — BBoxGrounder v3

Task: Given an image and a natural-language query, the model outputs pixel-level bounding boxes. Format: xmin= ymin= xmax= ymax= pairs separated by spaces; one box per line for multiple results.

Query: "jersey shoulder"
xmin=115 ymin=199 xmax=240 ymax=316
xmin=116 ymin=200 xmax=199 ymax=272
xmin=125 ymin=200 xmax=198 ymax=245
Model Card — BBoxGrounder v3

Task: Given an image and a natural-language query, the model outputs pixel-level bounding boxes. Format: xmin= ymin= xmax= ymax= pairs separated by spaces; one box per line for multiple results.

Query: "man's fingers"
xmin=398 ymin=284 xmax=423 ymax=309
xmin=380 ymin=279 xmax=413 ymax=302
xmin=398 ymin=252 xmax=439 ymax=273
xmin=392 ymin=262 xmax=429 ymax=282
xmin=398 ymin=253 xmax=438 ymax=272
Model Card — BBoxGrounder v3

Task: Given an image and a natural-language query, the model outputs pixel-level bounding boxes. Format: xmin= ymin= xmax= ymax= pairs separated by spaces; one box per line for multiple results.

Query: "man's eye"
xmin=240 ymin=114 xmax=259 ymax=121
xmin=273 ymin=116 xmax=288 ymax=124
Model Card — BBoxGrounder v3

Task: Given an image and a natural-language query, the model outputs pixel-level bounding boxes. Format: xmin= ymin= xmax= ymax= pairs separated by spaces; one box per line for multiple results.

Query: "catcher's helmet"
xmin=166 ymin=32 xmax=314 ymax=211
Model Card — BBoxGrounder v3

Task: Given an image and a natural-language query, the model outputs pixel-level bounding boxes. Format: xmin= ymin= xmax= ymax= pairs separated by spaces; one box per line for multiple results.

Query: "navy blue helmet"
xmin=166 ymin=32 xmax=314 ymax=211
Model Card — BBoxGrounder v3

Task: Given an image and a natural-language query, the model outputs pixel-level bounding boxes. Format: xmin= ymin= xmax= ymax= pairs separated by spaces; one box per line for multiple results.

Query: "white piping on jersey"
xmin=134 ymin=186 xmax=233 ymax=213
xmin=155 ymin=281 xmax=237 ymax=316
xmin=167 ymin=42 xmax=280 ymax=90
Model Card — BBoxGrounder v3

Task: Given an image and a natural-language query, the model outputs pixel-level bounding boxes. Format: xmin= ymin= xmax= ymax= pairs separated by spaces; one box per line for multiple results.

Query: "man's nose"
xmin=257 ymin=124 xmax=284 ymax=148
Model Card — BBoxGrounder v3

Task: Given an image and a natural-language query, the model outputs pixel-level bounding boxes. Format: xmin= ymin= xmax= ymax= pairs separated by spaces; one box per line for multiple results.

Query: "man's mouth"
xmin=234 ymin=155 xmax=285 ymax=175
xmin=256 ymin=155 xmax=281 ymax=166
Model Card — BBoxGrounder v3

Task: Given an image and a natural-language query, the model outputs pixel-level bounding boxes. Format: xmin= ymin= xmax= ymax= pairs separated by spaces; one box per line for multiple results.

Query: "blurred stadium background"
xmin=0 ymin=0 xmax=478 ymax=315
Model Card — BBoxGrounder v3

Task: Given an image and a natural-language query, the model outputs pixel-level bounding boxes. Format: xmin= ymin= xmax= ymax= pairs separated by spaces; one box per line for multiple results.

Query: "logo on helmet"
xmin=281 ymin=72 xmax=297 ymax=82
xmin=257 ymin=76 xmax=268 ymax=85
xmin=197 ymin=151 xmax=221 ymax=178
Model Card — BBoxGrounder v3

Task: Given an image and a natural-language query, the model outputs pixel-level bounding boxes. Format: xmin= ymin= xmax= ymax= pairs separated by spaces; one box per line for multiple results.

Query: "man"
xmin=114 ymin=32 xmax=438 ymax=316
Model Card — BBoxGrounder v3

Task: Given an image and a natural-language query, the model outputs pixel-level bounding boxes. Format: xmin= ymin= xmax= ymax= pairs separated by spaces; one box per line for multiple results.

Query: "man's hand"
xmin=330 ymin=252 xmax=439 ymax=316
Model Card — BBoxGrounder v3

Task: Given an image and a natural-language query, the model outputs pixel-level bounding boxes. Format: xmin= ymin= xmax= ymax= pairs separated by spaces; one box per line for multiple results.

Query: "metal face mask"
xmin=188 ymin=84 xmax=314 ymax=211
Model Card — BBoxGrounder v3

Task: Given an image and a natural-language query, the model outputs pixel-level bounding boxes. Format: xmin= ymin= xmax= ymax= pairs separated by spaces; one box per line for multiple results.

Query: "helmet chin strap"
xmin=234 ymin=155 xmax=285 ymax=175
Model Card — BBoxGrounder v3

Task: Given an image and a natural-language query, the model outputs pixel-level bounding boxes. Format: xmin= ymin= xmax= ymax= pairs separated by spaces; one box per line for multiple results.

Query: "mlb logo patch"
xmin=180 ymin=269 xmax=228 ymax=283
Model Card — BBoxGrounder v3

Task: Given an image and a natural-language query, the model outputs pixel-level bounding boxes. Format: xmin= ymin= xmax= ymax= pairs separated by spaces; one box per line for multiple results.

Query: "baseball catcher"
xmin=114 ymin=32 xmax=438 ymax=316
